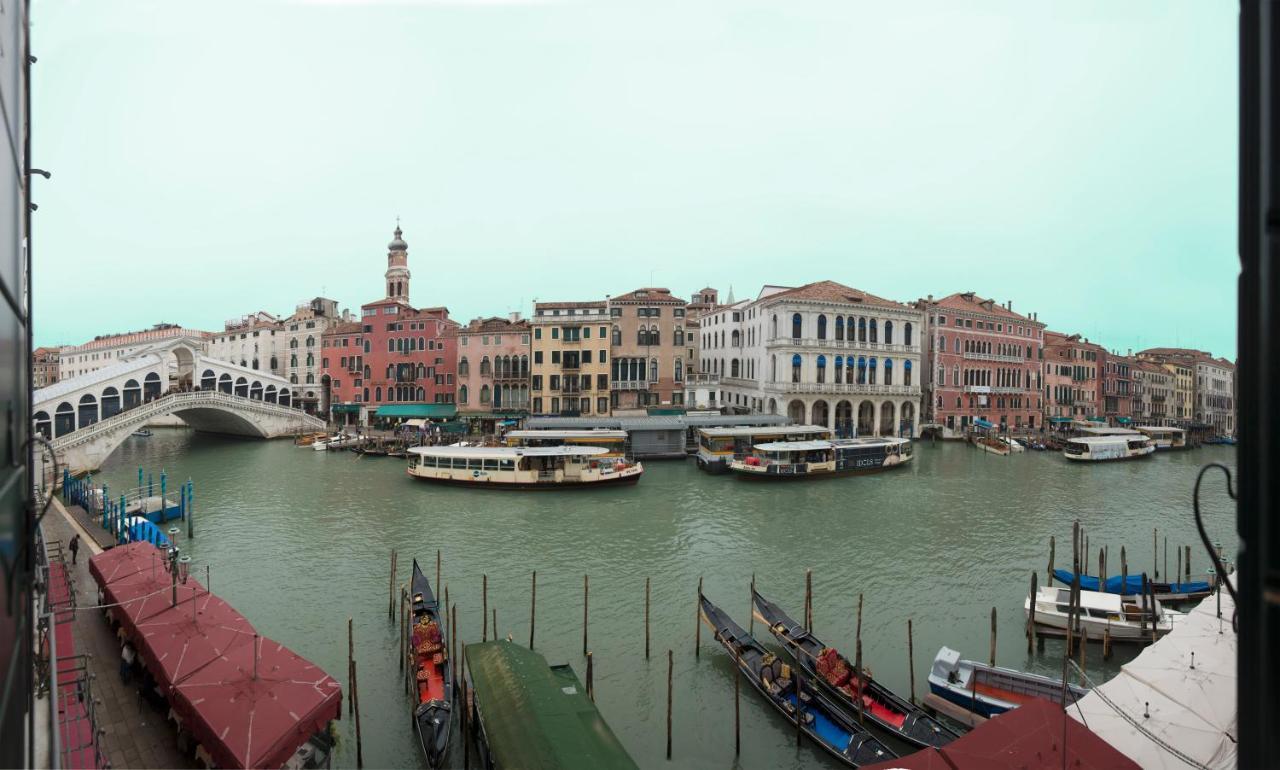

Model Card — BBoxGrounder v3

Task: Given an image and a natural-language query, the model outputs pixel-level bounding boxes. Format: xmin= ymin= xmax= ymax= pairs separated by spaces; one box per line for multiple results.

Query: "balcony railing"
xmin=767 ymin=337 xmax=916 ymax=354
xmin=962 ymin=385 xmax=1026 ymax=395
xmin=611 ymin=380 xmax=650 ymax=390
xmin=764 ymin=382 xmax=920 ymax=396
xmin=685 ymin=373 xmax=719 ymax=385
xmin=962 ymin=351 xmax=1025 ymax=363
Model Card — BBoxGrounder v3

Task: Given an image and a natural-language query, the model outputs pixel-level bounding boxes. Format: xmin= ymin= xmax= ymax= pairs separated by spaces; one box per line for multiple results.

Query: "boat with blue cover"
xmin=1052 ymin=569 xmax=1216 ymax=603
xmin=699 ymin=593 xmax=895 ymax=767
xmin=751 ymin=588 xmax=958 ymax=751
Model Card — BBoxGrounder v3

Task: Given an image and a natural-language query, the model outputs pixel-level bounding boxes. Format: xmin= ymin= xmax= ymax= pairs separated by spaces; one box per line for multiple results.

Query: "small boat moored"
xmin=131 ymin=428 xmax=154 ymax=438
xmin=751 ymin=589 xmax=957 ymax=750
xmin=1051 ymin=569 xmax=1216 ymax=603
xmin=699 ymin=593 xmax=895 ymax=767
xmin=410 ymin=559 xmax=452 ymax=768
xmin=407 ymin=445 xmax=643 ymax=489
xmin=695 ymin=425 xmax=833 ymax=473
xmin=1134 ymin=425 xmax=1188 ymax=450
xmin=927 ymin=646 xmax=1087 ymax=719
xmin=728 ymin=437 xmax=912 ymax=479
xmin=1025 ymin=585 xmax=1184 ymax=643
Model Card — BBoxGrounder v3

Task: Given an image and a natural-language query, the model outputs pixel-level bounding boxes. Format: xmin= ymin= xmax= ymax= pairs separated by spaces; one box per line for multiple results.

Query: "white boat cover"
xmin=1069 ymin=572 xmax=1237 ymax=769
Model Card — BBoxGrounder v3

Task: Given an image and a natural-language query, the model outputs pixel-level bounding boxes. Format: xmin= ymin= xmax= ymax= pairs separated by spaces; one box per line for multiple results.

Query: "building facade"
xmin=701 ymin=281 xmax=925 ymax=436
xmin=917 ymin=292 xmax=1045 ymax=434
xmin=529 ymin=300 xmax=611 ymax=417
xmin=58 ymin=324 xmax=210 ymax=380
xmin=33 ymin=346 xmax=60 ymax=388
xmin=1132 ymin=360 xmax=1173 ymax=425
xmin=321 ymin=226 xmax=458 ymax=423
xmin=205 ymin=311 xmax=285 ymax=376
xmin=280 ymin=297 xmax=349 ymax=414
xmin=682 ymin=288 xmax=719 ymax=409
xmin=454 ymin=315 xmax=531 ymax=413
xmin=1043 ymin=332 xmax=1104 ymax=422
xmin=1102 ymin=353 xmax=1134 ymax=425
xmin=608 ymin=287 xmax=688 ymax=411
xmin=1137 ymin=348 xmax=1235 ymax=435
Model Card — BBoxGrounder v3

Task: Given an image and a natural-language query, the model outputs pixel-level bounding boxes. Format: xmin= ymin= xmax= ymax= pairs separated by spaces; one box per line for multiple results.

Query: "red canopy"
xmin=172 ymin=636 xmax=343 ymax=769
xmin=102 ymin=569 xmax=173 ymax=638
xmin=88 ymin=541 xmax=168 ymax=585
xmin=133 ymin=587 xmax=254 ymax=695
xmin=864 ymin=697 xmax=1139 ymax=770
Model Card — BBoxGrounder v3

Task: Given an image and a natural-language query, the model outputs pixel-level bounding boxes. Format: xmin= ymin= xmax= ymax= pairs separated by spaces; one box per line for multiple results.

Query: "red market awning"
xmin=88 ymin=540 xmax=168 ymax=586
xmin=864 ymin=698 xmax=1139 ymax=770
xmin=134 ymin=588 xmax=254 ymax=695
xmin=172 ymin=636 xmax=343 ymax=769
xmin=102 ymin=570 xmax=173 ymax=638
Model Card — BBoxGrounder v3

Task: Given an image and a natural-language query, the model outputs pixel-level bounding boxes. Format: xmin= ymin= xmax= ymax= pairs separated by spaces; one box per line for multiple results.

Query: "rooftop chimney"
xmin=509 ymin=311 xmax=522 ymax=323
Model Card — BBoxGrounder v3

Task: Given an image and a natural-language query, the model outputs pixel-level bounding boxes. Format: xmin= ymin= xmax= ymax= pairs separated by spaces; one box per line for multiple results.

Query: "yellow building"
xmin=529 ymin=301 xmax=611 ymax=416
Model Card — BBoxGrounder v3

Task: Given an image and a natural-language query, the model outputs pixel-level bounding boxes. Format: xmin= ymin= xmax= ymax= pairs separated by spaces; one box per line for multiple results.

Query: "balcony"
xmin=764 ymin=381 xmax=920 ymax=396
xmin=766 ymin=337 xmax=916 ymax=354
xmin=611 ymin=380 xmax=650 ymax=390
xmin=962 ymin=351 xmax=1024 ymax=363
xmin=963 ymin=385 xmax=1026 ymax=395
xmin=685 ymin=373 xmax=719 ymax=386
xmin=560 ymin=361 xmax=581 ymax=371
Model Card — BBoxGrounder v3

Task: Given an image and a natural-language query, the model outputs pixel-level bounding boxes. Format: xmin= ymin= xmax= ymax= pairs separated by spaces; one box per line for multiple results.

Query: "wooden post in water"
xmin=482 ymin=574 xmax=488 ymax=642
xmin=1048 ymin=535 xmax=1055 ymax=584
xmin=1071 ymin=521 xmax=1079 ymax=580
xmin=461 ymin=644 xmax=470 ymax=770
xmin=450 ymin=605 xmax=458 ymax=690
xmin=492 ymin=608 xmax=497 ymax=641
xmin=1186 ymin=545 xmax=1191 ymax=581
xmin=1164 ymin=537 xmax=1169 ymax=584
xmin=388 ymin=550 xmax=397 ymax=619
xmin=645 ymin=577 xmax=651 ymax=660
xmin=347 ymin=617 xmax=354 ymax=716
xmin=399 ymin=586 xmax=407 ymax=671
xmin=1084 ymin=533 xmax=1089 ymax=578
xmin=529 ymin=571 xmax=537 ymax=650
xmin=1079 ymin=626 xmax=1088 ymax=686
xmin=1140 ymin=573 xmax=1149 ymax=638
xmin=1148 ymin=579 xmax=1157 ymax=644
xmin=586 ymin=651 xmax=594 ymax=701
xmin=1153 ymin=528 xmax=1159 ymax=578
xmin=989 ymin=607 xmax=997 ymax=667
xmin=855 ymin=593 xmax=864 ymax=725
xmin=749 ymin=573 xmax=756 ymax=634
xmin=436 ymin=549 xmax=441 ymax=594
xmin=734 ymin=666 xmax=741 ymax=755
xmin=1100 ymin=548 xmax=1107 ymax=589
xmin=804 ymin=569 xmax=813 ymax=632
xmin=352 ymin=660 xmax=363 ymax=769
xmin=907 ymin=618 xmax=916 ymax=704
xmin=666 ymin=650 xmax=673 ymax=760
xmin=583 ymin=574 xmax=590 ymax=656
xmin=695 ymin=576 xmax=703 ymax=658
xmin=1103 ymin=626 xmax=1112 ymax=660
xmin=1121 ymin=546 xmax=1129 ymax=593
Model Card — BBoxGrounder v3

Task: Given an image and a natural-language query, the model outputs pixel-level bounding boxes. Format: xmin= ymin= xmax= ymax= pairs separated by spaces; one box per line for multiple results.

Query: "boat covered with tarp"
xmin=463 ymin=640 xmax=637 ymax=770
xmin=1052 ymin=569 xmax=1214 ymax=602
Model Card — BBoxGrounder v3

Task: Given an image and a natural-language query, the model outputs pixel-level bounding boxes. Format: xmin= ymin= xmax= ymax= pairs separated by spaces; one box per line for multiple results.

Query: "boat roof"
xmin=465 ymin=641 xmax=638 ymax=770
xmin=1067 ymin=436 xmax=1146 ymax=446
xmin=700 ymin=424 xmax=830 ymax=438
xmin=1135 ymin=425 xmax=1184 ymax=433
xmin=1043 ymin=586 xmax=1123 ymax=612
xmin=1079 ymin=427 xmax=1143 ymax=436
xmin=409 ymin=445 xmax=610 ymax=458
xmin=755 ymin=440 xmax=833 ymax=451
xmin=506 ymin=429 xmax=628 ymax=440
xmin=831 ymin=437 xmax=911 ymax=448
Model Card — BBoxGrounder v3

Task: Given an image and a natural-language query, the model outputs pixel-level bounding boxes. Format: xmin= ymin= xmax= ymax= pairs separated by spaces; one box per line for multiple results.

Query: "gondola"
xmin=698 ymin=594 xmax=895 ymax=768
xmin=410 ymin=559 xmax=453 ymax=768
xmin=752 ymin=589 xmax=959 ymax=750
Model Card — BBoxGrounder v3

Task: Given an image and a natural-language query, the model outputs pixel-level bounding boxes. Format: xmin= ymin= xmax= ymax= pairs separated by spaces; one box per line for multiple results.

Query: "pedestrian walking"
xmin=120 ymin=642 xmax=136 ymax=684
xmin=69 ymin=533 xmax=80 ymax=565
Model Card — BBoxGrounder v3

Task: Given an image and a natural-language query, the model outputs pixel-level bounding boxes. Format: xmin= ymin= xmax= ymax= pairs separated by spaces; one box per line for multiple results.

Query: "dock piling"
xmin=1176 ymin=549 xmax=1182 ymax=588
xmin=666 ymin=649 xmax=673 ymax=760
xmin=399 ymin=586 xmax=407 ymax=671
xmin=1154 ymin=528 xmax=1159 ymax=579
xmin=1140 ymin=573 xmax=1149 ymax=637
xmin=855 ymin=593 xmax=864 ymax=725
xmin=1147 ymin=579 xmax=1157 ymax=644
xmin=989 ymin=606 xmax=997 ymax=667
xmin=1164 ymin=536 xmax=1168 ymax=584
xmin=695 ymin=576 xmax=704 ymax=657
xmin=530 ymin=571 xmax=537 ymax=650
xmin=1186 ymin=545 xmax=1191 ymax=581
xmin=436 ymin=548 xmax=441 ymax=594
xmin=352 ymin=660 xmax=363 ymax=769
xmin=388 ymin=550 xmax=397 ymax=619
xmin=1079 ymin=626 xmax=1088 ymax=686
xmin=644 ymin=577 xmax=651 ymax=661
xmin=492 ymin=608 xmax=497 ymax=641
xmin=734 ymin=665 xmax=741 ymax=755
xmin=450 ymin=605 xmax=458 ymax=691
xmin=586 ymin=651 xmax=594 ymax=701
xmin=1104 ymin=626 xmax=1112 ymax=660
xmin=804 ymin=568 xmax=813 ymax=632
xmin=907 ymin=618 xmax=916 ymax=704
xmin=1121 ymin=546 xmax=1129 ymax=593
xmin=1048 ymin=535 xmax=1055 ymax=584
xmin=1027 ymin=572 xmax=1038 ymax=653
xmin=749 ymin=573 xmax=756 ymax=634
xmin=583 ymin=574 xmax=590 ymax=656
xmin=346 ymin=617 xmax=354 ymax=716
xmin=482 ymin=574 xmax=488 ymax=643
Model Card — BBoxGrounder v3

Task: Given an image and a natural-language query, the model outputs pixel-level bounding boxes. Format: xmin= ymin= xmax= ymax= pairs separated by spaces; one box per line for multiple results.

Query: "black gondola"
xmin=410 ymin=559 xmax=453 ymax=768
xmin=752 ymin=588 xmax=959 ymax=750
xmin=698 ymin=594 xmax=895 ymax=767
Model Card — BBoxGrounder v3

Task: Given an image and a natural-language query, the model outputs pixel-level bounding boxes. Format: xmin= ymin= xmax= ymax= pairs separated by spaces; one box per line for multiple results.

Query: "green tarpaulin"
xmin=375 ymin=404 xmax=457 ymax=419
xmin=1116 ymin=417 xmax=1132 ymax=424
xmin=1049 ymin=417 xmax=1073 ymax=424
xmin=464 ymin=641 xmax=637 ymax=770
xmin=330 ymin=403 xmax=362 ymax=414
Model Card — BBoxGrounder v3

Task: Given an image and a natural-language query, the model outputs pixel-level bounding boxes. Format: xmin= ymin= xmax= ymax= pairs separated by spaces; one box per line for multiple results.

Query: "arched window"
xmin=279 ymin=389 xmax=291 ymax=407
xmin=234 ymin=377 xmax=249 ymax=397
xmin=481 ymin=357 xmax=491 ymax=376
xmin=418 ymin=336 xmax=425 ymax=350
xmin=650 ymin=325 xmax=660 ymax=346
xmin=417 ymin=387 xmax=425 ymax=401
xmin=857 ymin=356 xmax=867 ymax=385
xmin=731 ymin=329 xmax=740 ymax=347
xmin=869 ymin=319 xmax=878 ymax=343
xmin=250 ymin=381 xmax=264 ymax=400
xmin=884 ymin=358 xmax=893 ymax=385
xmin=904 ymin=359 xmax=913 ymax=386
xmin=637 ymin=327 xmax=647 ymax=346
xmin=375 ymin=386 xmax=382 ymax=401
xmin=791 ymin=313 xmax=802 ymax=339
xmin=868 ymin=357 xmax=877 ymax=385
xmin=364 ymin=365 xmax=371 ymax=379
xmin=34 ymin=411 xmax=52 ymax=439
xmin=143 ymin=372 xmax=162 ymax=400
xmin=791 ymin=353 xmax=802 ymax=383
xmin=771 ymin=315 xmax=778 ymax=338
xmin=481 ymin=385 xmax=491 ymax=404
xmin=650 ymin=358 xmax=659 ymax=382
xmin=290 ymin=338 xmax=298 ymax=349
xmin=290 ymin=354 xmax=298 ymax=368
xmin=388 ymin=339 xmax=395 ymax=353
xmin=675 ymin=328 xmax=684 ymax=346
xmin=418 ymin=364 xmax=427 ymax=379
xmin=816 ymin=354 xmax=827 ymax=383
xmin=731 ymin=359 xmax=740 ymax=378
xmin=675 ymin=359 xmax=683 ymax=381
xmin=459 ymin=357 xmax=469 ymax=376
xmin=834 ymin=356 xmax=844 ymax=382
xmin=78 ymin=394 xmax=99 ymax=427
xmin=884 ymin=321 xmax=893 ymax=344
xmin=54 ymin=402 xmax=75 ymax=436
xmin=858 ymin=317 xmax=867 ymax=343
xmin=252 ymin=358 xmax=259 ymax=370
xmin=817 ymin=315 xmax=828 ymax=340
xmin=612 ymin=326 xmax=622 ymax=345
xmin=904 ymin=323 xmax=914 ymax=347
xmin=306 ymin=353 xmax=314 ymax=367
xmin=306 ymin=373 xmax=315 ymax=384
xmin=306 ymin=336 xmax=315 ymax=348
xmin=99 ymin=387 xmax=120 ymax=418
xmin=201 ymin=369 xmax=216 ymax=390
xmin=290 ymin=374 xmax=299 ymax=384
xmin=771 ymin=355 xmax=778 ymax=382
xmin=265 ymin=385 xmax=277 ymax=403
xmin=835 ymin=316 xmax=845 ymax=341
xmin=218 ymin=373 xmax=233 ymax=393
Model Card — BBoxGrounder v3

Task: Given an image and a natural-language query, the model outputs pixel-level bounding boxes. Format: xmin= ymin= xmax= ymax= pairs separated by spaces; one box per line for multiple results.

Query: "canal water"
xmin=93 ymin=432 xmax=1238 ymax=769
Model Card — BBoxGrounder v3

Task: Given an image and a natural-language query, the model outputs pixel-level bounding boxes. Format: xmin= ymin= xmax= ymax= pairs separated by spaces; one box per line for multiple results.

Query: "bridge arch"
xmin=143 ymin=372 xmax=162 ymax=401
xmin=102 ymin=387 xmax=122 ymax=418
xmin=55 ymin=402 xmax=75 ymax=436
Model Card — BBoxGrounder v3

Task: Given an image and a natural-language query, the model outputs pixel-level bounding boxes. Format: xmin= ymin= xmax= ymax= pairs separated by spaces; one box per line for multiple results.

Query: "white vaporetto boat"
xmin=727 ymin=437 xmax=912 ymax=479
xmin=1024 ymin=585 xmax=1183 ymax=643
xmin=1062 ymin=435 xmax=1155 ymax=462
xmin=1135 ymin=425 xmax=1188 ymax=450
xmin=407 ymin=446 xmax=643 ymax=489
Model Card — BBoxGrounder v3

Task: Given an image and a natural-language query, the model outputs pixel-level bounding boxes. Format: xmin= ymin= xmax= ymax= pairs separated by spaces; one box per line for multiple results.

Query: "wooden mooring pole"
xmin=352 ymin=660 xmax=364 ymax=769
xmin=388 ymin=550 xmax=397 ymax=619
xmin=1027 ymin=572 xmax=1038 ymax=653
xmin=529 ymin=570 xmax=537 ymax=650
xmin=1177 ymin=548 xmax=1182 ymax=588
xmin=482 ymin=574 xmax=489 ymax=642
xmin=1153 ymin=528 xmax=1159 ymax=579
xmin=1079 ymin=626 xmax=1088 ymax=686
xmin=734 ymin=666 xmax=741 ymax=755
xmin=989 ymin=607 xmax=997 ymax=666
xmin=855 ymin=593 xmax=864 ymax=725
xmin=749 ymin=573 xmax=756 ymax=634
xmin=436 ymin=548 xmax=441 ymax=594
xmin=1103 ymin=626 xmax=1112 ymax=660
xmin=586 ymin=651 xmax=594 ymax=701
xmin=1048 ymin=535 xmax=1056 ymax=584
xmin=450 ymin=605 xmax=458 ymax=689
xmin=1186 ymin=545 xmax=1191 ymax=581
xmin=907 ymin=618 xmax=916 ymax=704
xmin=583 ymin=574 xmax=590 ymax=656
xmin=666 ymin=649 xmax=673 ymax=760
xmin=695 ymin=576 xmax=703 ymax=657
xmin=492 ymin=608 xmax=497 ymax=641
xmin=347 ymin=617 xmax=354 ymax=716
xmin=805 ymin=569 xmax=813 ymax=632
xmin=645 ymin=577 xmax=651 ymax=660
xmin=399 ymin=586 xmax=407 ymax=671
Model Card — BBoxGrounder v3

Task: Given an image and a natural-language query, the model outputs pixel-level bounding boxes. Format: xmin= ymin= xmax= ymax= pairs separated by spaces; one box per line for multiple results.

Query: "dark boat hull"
xmin=407 ymin=471 xmax=642 ymax=490
xmin=752 ymin=589 xmax=958 ymax=750
xmin=411 ymin=560 xmax=453 ymax=768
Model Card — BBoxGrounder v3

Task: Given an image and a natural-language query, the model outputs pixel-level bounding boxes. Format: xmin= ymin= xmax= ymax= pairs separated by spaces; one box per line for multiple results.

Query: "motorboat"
xmin=1025 ymin=585 xmax=1183 ymax=642
xmin=407 ymin=446 xmax=643 ymax=489
xmin=1062 ymin=435 xmax=1155 ymax=462
xmin=927 ymin=646 xmax=1087 ymax=719
xmin=727 ymin=437 xmax=912 ymax=479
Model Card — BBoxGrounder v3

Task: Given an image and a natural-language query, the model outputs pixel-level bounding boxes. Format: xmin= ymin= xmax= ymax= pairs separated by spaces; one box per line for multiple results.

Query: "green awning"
xmin=460 ymin=411 xmax=528 ymax=420
xmin=1049 ymin=417 xmax=1073 ymax=424
xmin=646 ymin=407 xmax=685 ymax=416
xmin=331 ymin=403 xmax=363 ymax=414
xmin=464 ymin=641 xmax=638 ymax=770
xmin=375 ymin=404 xmax=458 ymax=419
xmin=438 ymin=422 xmax=468 ymax=433
xmin=1116 ymin=417 xmax=1132 ymax=424
xmin=1087 ymin=416 xmax=1106 ymax=422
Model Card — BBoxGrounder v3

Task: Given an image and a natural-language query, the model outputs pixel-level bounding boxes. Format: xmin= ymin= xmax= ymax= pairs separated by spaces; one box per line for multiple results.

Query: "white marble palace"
xmin=698 ymin=281 xmax=925 ymax=436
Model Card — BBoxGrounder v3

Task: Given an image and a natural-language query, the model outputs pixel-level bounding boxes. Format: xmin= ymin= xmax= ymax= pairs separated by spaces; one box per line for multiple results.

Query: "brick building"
xmin=454 ymin=315 xmax=530 ymax=414
xmin=1102 ymin=353 xmax=1134 ymax=426
xmin=918 ymin=292 xmax=1045 ymax=434
xmin=1043 ymin=332 xmax=1105 ymax=425
xmin=32 ymin=347 xmax=60 ymax=388
xmin=607 ymin=287 xmax=689 ymax=411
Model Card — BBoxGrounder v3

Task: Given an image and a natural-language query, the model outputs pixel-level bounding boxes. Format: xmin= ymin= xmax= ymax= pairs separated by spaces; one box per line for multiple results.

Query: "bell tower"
xmin=385 ymin=221 xmax=410 ymax=302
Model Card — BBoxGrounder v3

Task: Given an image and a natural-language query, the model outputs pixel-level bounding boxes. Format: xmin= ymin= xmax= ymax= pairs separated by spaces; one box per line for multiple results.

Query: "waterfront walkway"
xmin=46 ymin=498 xmax=196 ymax=769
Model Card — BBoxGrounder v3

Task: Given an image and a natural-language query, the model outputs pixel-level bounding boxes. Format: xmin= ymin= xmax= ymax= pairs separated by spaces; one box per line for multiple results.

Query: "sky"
xmin=31 ymin=0 xmax=1238 ymax=358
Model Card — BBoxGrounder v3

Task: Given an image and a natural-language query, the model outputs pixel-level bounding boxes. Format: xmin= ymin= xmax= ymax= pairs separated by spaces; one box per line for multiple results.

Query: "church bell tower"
xmin=386 ymin=222 xmax=410 ymax=302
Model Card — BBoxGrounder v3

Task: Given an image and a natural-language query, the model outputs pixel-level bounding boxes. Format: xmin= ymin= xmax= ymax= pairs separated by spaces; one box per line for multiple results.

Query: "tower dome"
xmin=388 ymin=225 xmax=408 ymax=252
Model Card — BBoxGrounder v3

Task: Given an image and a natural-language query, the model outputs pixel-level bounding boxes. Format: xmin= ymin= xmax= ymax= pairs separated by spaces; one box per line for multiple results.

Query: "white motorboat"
xmin=1062 ymin=435 xmax=1155 ymax=462
xmin=407 ymin=446 xmax=643 ymax=489
xmin=927 ymin=646 xmax=1088 ymax=718
xmin=999 ymin=437 xmax=1025 ymax=453
xmin=1024 ymin=585 xmax=1183 ymax=642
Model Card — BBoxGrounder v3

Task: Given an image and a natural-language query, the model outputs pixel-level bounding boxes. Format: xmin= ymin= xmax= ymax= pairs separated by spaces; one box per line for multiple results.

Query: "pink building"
xmin=452 ymin=315 xmax=531 ymax=415
xmin=918 ymin=292 xmax=1045 ymax=433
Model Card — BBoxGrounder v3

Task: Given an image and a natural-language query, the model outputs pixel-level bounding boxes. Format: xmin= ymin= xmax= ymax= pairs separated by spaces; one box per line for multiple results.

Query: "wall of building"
xmin=530 ymin=302 xmax=611 ymax=416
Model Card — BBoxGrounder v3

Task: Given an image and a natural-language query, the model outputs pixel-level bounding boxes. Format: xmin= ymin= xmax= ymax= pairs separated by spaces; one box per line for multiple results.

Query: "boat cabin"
xmin=730 ymin=437 xmax=912 ymax=477
xmin=696 ymin=425 xmax=831 ymax=472
xmin=408 ymin=445 xmax=642 ymax=488
xmin=1063 ymin=435 xmax=1154 ymax=462
xmin=504 ymin=429 xmax=629 ymax=457
xmin=1134 ymin=425 xmax=1188 ymax=450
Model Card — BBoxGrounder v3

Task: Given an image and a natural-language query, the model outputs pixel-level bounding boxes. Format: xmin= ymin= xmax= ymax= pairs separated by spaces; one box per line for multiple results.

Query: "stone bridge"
xmin=48 ymin=389 xmax=325 ymax=475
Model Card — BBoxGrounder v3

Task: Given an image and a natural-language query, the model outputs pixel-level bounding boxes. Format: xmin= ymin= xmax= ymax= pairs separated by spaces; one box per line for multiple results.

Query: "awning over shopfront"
xmin=460 ymin=411 xmax=528 ymax=420
xmin=974 ymin=418 xmax=995 ymax=429
xmin=1116 ymin=417 xmax=1132 ymax=424
xmin=376 ymin=404 xmax=458 ymax=419
xmin=330 ymin=403 xmax=362 ymax=414
xmin=1087 ymin=416 xmax=1106 ymax=422
xmin=1049 ymin=417 xmax=1073 ymax=424
xmin=439 ymin=422 xmax=468 ymax=434
xmin=403 ymin=419 xmax=427 ymax=429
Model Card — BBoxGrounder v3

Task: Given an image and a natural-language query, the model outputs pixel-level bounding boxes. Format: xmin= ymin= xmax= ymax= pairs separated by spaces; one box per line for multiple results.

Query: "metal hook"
xmin=1192 ymin=462 xmax=1237 ymax=606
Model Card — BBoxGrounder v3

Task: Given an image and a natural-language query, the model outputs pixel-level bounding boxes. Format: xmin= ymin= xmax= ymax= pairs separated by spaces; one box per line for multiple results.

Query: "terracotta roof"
xmin=534 ymin=300 xmax=606 ymax=310
xmin=609 ymin=287 xmax=683 ymax=304
xmin=1134 ymin=360 xmax=1171 ymax=374
xmin=1044 ymin=330 xmax=1104 ymax=352
xmin=759 ymin=280 xmax=907 ymax=310
xmin=456 ymin=317 xmax=530 ymax=334
xmin=925 ymin=292 xmax=1041 ymax=324
xmin=1138 ymin=347 xmax=1233 ymax=369
xmin=322 ymin=321 xmax=362 ymax=336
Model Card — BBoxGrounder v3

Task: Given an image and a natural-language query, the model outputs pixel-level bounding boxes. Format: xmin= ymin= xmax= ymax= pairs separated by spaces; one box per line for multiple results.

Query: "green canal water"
xmin=92 ymin=432 xmax=1238 ymax=769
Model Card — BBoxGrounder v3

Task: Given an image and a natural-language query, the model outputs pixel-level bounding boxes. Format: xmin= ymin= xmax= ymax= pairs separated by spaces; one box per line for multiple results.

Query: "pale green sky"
xmin=32 ymin=0 xmax=1237 ymax=358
